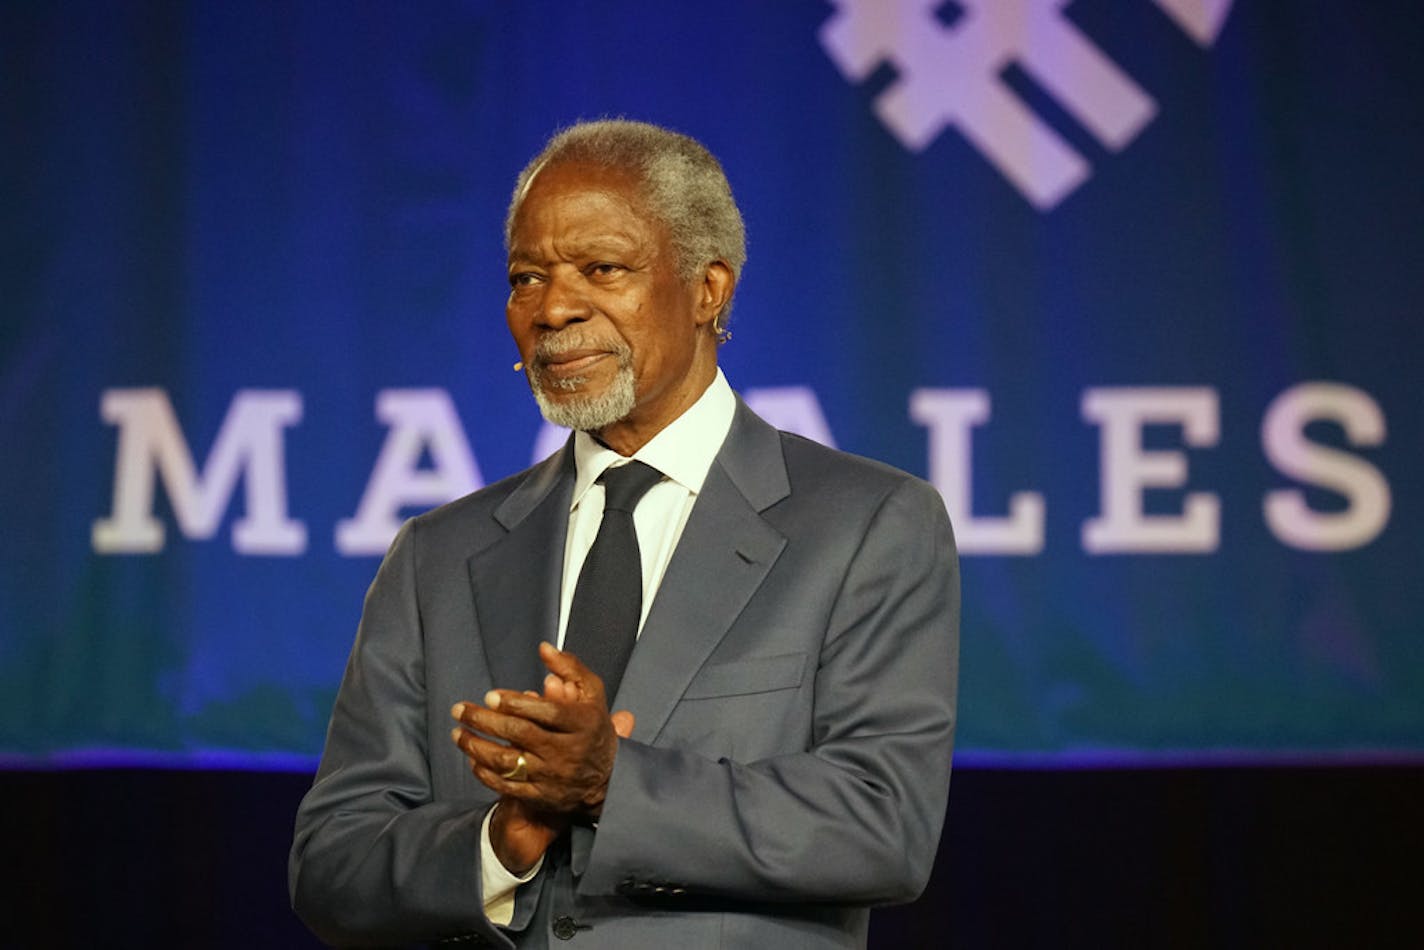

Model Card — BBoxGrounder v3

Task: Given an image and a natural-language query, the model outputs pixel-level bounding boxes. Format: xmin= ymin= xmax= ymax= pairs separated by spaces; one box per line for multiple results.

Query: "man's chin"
xmin=532 ymin=375 xmax=636 ymax=432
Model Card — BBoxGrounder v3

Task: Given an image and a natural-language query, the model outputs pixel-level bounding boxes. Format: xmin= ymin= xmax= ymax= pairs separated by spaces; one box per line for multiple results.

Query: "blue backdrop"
xmin=3 ymin=0 xmax=1421 ymax=767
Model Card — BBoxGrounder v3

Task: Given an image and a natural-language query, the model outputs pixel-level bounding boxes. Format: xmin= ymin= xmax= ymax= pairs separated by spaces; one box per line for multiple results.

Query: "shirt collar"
xmin=570 ymin=368 xmax=736 ymax=508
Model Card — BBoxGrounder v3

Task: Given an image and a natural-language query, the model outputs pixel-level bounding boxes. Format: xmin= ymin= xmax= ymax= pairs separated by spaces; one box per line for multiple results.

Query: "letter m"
xmin=92 ymin=388 xmax=306 ymax=554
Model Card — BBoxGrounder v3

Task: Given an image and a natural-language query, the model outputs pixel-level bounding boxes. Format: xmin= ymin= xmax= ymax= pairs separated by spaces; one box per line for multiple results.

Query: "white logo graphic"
xmin=820 ymin=0 xmax=1235 ymax=209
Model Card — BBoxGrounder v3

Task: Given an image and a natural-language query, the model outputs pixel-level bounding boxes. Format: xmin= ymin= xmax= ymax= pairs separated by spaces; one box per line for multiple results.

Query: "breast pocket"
xmin=682 ymin=651 xmax=807 ymax=699
xmin=659 ymin=652 xmax=810 ymax=762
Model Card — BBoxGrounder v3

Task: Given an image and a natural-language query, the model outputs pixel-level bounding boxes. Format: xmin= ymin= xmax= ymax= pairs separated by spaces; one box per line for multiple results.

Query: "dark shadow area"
xmin=5 ymin=766 xmax=1420 ymax=947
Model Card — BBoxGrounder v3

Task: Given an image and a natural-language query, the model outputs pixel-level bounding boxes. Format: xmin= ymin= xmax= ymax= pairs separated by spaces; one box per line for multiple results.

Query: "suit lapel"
xmin=574 ymin=401 xmax=790 ymax=877
xmin=613 ymin=401 xmax=791 ymax=745
xmin=467 ymin=445 xmax=575 ymax=694
xmin=577 ymin=406 xmax=790 ymax=876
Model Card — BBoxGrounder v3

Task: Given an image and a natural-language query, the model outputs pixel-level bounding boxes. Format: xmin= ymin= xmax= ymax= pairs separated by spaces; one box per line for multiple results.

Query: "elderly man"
xmin=290 ymin=119 xmax=959 ymax=949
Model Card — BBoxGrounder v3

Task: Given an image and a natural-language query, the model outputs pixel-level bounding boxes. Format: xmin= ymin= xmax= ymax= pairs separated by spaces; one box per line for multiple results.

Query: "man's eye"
xmin=589 ymin=263 xmax=623 ymax=278
xmin=509 ymin=272 xmax=540 ymax=287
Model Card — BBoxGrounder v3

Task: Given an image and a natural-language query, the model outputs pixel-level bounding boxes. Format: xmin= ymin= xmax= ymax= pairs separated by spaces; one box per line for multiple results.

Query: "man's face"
xmin=506 ymin=160 xmax=721 ymax=454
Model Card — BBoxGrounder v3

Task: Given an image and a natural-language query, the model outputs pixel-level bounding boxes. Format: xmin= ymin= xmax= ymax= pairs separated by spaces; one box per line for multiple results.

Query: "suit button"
xmin=552 ymin=915 xmax=579 ymax=940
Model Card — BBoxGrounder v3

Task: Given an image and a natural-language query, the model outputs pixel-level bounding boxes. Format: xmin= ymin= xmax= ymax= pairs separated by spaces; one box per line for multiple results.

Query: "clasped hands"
xmin=450 ymin=641 xmax=635 ymax=874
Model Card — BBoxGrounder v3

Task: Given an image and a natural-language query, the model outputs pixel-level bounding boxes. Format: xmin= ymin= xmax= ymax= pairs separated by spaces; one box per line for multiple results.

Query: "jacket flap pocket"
xmin=683 ymin=651 xmax=807 ymax=699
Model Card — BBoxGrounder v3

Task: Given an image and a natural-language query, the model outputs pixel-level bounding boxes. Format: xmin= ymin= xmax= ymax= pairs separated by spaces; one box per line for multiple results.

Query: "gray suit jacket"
xmin=290 ymin=399 xmax=959 ymax=949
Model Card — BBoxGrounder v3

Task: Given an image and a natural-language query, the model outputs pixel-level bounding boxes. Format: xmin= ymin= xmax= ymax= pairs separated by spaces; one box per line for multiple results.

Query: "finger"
xmin=543 ymin=672 xmax=564 ymax=697
xmin=452 ymin=702 xmax=560 ymax=751
xmin=470 ymin=765 xmax=552 ymax=804
xmin=479 ymin=689 xmax=529 ymax=711
xmin=450 ymin=727 xmax=536 ymax=776
xmin=454 ymin=696 xmax=564 ymax=732
xmin=467 ymin=755 xmax=550 ymax=800
xmin=538 ymin=642 xmax=606 ymax=700
xmin=471 ymin=691 xmax=583 ymax=732
xmin=611 ymin=710 xmax=635 ymax=739
xmin=544 ymin=673 xmax=578 ymax=703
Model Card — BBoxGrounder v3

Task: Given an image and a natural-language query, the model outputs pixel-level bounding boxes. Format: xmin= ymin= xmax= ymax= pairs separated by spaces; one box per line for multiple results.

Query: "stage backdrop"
xmin=3 ymin=0 xmax=1421 ymax=768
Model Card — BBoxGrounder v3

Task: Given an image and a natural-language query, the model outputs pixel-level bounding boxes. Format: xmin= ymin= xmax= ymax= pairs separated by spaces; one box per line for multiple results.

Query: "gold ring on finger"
xmin=500 ymin=753 xmax=529 ymax=782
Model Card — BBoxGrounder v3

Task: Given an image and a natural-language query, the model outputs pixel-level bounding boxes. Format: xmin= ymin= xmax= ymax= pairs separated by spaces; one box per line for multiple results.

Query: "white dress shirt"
xmin=480 ymin=369 xmax=737 ymax=923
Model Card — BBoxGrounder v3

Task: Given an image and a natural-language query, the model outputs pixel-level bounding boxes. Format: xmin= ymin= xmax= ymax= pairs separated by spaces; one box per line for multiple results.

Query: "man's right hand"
xmin=464 ymin=656 xmax=637 ymax=874
xmin=451 ymin=645 xmax=636 ymax=820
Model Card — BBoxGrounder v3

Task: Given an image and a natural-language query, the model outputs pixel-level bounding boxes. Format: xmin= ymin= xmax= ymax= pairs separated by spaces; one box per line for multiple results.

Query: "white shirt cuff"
xmin=479 ymin=803 xmax=543 ymax=926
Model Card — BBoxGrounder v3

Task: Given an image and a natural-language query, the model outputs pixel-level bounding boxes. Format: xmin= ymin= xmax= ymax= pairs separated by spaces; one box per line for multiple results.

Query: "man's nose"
xmin=538 ymin=271 xmax=591 ymax=328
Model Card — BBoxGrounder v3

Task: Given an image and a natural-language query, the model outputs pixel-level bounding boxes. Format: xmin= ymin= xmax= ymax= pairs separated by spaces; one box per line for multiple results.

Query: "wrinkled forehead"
xmin=507 ymin=160 xmax=667 ymax=255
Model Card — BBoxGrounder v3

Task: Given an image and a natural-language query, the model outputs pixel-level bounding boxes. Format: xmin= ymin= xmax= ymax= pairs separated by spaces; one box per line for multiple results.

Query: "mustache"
xmin=530 ymin=331 xmax=631 ymax=365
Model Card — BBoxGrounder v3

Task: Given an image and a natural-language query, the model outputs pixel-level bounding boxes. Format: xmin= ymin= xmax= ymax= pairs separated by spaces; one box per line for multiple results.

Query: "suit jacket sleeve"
xmin=583 ymin=474 xmax=959 ymax=905
xmin=288 ymin=518 xmax=540 ymax=948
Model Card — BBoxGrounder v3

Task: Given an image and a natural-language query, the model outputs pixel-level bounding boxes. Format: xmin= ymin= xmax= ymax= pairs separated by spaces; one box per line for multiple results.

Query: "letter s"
xmin=1262 ymin=383 xmax=1390 ymax=551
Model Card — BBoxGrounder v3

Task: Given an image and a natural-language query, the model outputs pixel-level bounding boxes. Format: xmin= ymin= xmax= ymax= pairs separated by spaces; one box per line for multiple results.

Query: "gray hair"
xmin=505 ymin=119 xmax=747 ymax=337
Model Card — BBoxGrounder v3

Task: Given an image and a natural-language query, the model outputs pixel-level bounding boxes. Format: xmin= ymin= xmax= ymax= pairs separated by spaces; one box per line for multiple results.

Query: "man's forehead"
xmin=516 ymin=159 xmax=646 ymax=215
xmin=508 ymin=162 xmax=666 ymax=257
xmin=507 ymin=228 xmax=645 ymax=264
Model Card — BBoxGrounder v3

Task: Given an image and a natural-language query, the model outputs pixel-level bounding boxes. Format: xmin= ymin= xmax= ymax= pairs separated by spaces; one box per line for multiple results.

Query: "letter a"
xmin=335 ymin=389 xmax=482 ymax=555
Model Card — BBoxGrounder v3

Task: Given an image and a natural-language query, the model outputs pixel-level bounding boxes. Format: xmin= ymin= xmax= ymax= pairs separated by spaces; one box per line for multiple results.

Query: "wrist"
xmin=490 ymin=798 xmax=561 ymax=874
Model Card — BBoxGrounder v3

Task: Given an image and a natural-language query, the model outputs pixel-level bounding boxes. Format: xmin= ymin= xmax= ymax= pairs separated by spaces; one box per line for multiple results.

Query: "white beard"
xmin=529 ymin=349 xmax=636 ymax=432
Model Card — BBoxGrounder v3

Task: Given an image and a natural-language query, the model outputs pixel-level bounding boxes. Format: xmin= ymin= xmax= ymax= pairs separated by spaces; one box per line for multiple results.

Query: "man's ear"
xmin=694 ymin=261 xmax=735 ymax=328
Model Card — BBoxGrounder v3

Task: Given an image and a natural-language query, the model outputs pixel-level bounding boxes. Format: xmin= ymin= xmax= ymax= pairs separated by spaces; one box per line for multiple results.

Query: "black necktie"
xmin=563 ymin=461 xmax=664 ymax=703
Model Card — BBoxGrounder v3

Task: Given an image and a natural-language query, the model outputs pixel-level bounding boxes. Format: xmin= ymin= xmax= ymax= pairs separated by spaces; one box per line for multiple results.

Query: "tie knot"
xmin=599 ymin=460 xmax=663 ymax=513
